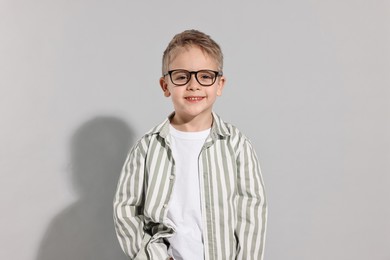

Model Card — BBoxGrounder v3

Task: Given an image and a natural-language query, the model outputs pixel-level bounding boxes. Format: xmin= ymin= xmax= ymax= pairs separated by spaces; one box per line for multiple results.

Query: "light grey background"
xmin=1 ymin=1 xmax=389 ymax=259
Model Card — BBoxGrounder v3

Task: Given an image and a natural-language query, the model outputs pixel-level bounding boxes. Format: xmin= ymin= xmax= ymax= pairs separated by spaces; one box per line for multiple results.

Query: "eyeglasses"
xmin=164 ymin=69 xmax=223 ymax=87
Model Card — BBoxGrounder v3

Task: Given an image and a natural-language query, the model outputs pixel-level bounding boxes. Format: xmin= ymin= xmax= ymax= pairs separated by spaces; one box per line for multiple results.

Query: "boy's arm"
xmin=235 ymin=139 xmax=268 ymax=260
xmin=113 ymin=143 xmax=147 ymax=259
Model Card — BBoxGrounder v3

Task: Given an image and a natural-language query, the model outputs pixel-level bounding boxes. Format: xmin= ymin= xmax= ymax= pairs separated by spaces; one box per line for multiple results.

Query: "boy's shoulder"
xmin=128 ymin=115 xmax=171 ymax=153
xmin=211 ymin=112 xmax=250 ymax=142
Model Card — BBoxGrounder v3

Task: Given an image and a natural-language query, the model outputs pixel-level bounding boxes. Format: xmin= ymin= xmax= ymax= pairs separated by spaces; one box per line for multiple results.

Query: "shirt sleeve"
xmin=113 ymin=143 xmax=147 ymax=259
xmin=113 ymin=141 xmax=172 ymax=260
xmin=235 ymin=139 xmax=268 ymax=260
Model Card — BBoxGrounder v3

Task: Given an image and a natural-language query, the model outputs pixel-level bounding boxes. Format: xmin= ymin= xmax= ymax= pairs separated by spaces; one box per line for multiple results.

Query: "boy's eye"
xmin=173 ymin=73 xmax=189 ymax=81
xmin=198 ymin=72 xmax=215 ymax=80
xmin=199 ymin=74 xmax=213 ymax=79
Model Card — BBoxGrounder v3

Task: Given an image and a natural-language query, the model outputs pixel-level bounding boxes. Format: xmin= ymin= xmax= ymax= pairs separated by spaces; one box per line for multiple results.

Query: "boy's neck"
xmin=170 ymin=113 xmax=213 ymax=132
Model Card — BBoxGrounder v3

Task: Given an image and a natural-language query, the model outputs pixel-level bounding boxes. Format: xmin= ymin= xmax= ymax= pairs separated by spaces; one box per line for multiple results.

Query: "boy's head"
xmin=159 ymin=30 xmax=226 ymax=125
xmin=162 ymin=29 xmax=223 ymax=75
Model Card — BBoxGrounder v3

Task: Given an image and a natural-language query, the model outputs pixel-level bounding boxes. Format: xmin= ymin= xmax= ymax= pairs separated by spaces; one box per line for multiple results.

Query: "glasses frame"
xmin=164 ymin=69 xmax=223 ymax=87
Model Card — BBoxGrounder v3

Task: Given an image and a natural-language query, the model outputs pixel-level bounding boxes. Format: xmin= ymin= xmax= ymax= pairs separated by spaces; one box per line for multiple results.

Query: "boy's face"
xmin=160 ymin=46 xmax=225 ymax=123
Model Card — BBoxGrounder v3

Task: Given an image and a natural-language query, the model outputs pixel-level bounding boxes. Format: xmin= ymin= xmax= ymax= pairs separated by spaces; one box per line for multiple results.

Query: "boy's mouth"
xmin=185 ymin=96 xmax=205 ymax=102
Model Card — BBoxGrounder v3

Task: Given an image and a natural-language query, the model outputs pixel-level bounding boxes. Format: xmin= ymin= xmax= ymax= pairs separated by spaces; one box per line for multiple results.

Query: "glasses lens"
xmin=197 ymin=70 xmax=216 ymax=86
xmin=171 ymin=70 xmax=190 ymax=85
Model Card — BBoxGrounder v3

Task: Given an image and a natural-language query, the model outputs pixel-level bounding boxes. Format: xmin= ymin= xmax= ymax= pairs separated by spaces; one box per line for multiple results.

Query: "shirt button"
xmin=169 ymin=175 xmax=175 ymax=180
xmin=163 ymin=204 xmax=168 ymax=208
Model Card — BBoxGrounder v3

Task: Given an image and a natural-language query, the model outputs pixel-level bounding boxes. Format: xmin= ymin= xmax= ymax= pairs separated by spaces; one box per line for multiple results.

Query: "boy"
xmin=113 ymin=29 xmax=267 ymax=260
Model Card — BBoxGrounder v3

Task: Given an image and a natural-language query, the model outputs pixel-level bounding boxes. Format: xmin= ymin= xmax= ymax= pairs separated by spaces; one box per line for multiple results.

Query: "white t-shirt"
xmin=166 ymin=124 xmax=210 ymax=260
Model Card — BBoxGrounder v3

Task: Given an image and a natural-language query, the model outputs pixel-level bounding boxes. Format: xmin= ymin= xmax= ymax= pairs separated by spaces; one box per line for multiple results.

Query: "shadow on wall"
xmin=36 ymin=117 xmax=134 ymax=260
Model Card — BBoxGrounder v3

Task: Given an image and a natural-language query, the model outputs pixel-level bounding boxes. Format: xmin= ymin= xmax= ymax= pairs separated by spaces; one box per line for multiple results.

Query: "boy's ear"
xmin=159 ymin=77 xmax=171 ymax=97
xmin=216 ymin=76 xmax=226 ymax=96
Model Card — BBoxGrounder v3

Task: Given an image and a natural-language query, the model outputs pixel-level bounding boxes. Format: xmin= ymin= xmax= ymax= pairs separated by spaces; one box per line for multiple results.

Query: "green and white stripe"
xmin=113 ymin=112 xmax=267 ymax=260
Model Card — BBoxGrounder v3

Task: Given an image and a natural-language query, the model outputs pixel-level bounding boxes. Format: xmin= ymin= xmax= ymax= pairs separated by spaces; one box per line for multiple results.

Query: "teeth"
xmin=187 ymin=97 xmax=203 ymax=101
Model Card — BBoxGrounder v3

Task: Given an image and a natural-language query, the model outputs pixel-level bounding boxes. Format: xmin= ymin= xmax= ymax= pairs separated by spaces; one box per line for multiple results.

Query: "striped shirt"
xmin=113 ymin=112 xmax=267 ymax=260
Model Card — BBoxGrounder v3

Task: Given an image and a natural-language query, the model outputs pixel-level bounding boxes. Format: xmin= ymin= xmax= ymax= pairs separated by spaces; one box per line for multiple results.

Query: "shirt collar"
xmin=147 ymin=112 xmax=231 ymax=140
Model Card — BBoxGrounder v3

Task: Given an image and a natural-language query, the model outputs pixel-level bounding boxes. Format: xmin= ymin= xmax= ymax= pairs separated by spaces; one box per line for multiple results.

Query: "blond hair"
xmin=162 ymin=29 xmax=223 ymax=75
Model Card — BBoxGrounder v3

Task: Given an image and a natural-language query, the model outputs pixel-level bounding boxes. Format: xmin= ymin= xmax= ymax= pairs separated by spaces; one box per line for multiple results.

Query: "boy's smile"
xmin=184 ymin=96 xmax=205 ymax=102
xmin=160 ymin=46 xmax=225 ymax=130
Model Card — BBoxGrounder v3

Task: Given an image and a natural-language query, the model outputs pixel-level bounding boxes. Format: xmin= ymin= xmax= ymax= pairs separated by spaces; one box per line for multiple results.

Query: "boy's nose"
xmin=186 ymin=74 xmax=201 ymax=90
